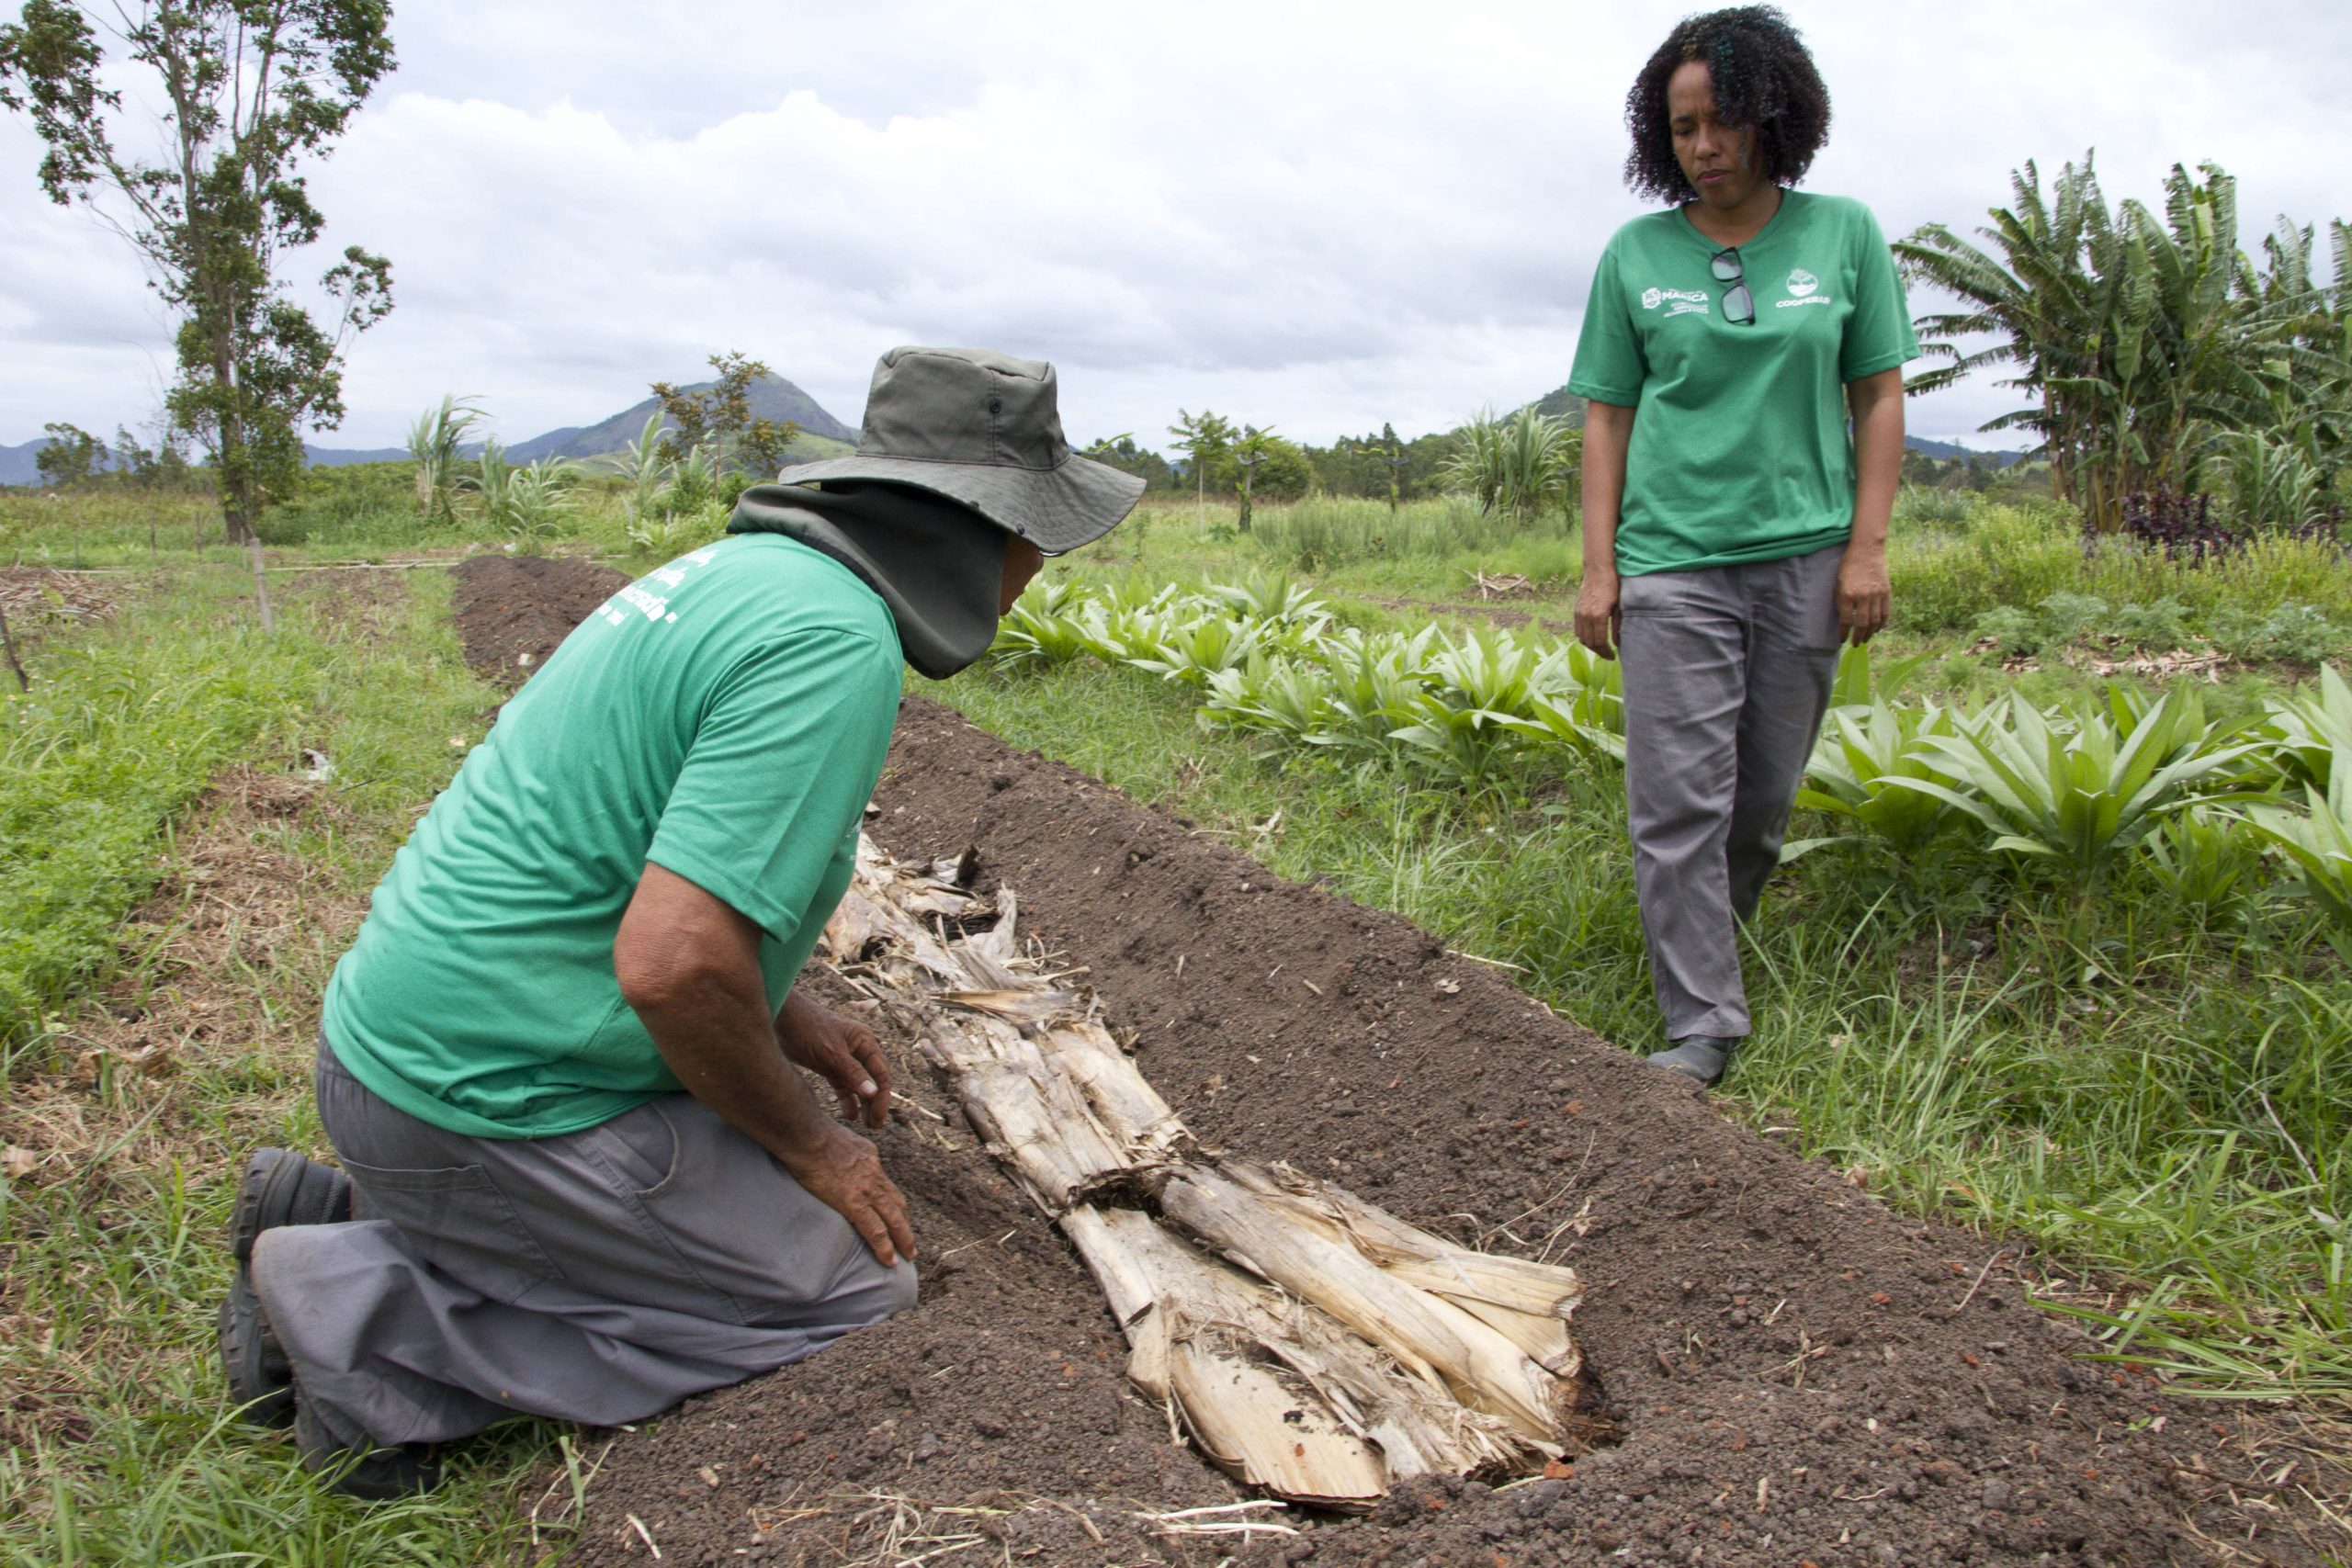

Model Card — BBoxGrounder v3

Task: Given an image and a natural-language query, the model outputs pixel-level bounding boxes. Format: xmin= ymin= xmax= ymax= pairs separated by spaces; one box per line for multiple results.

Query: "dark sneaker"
xmin=1644 ymin=1035 xmax=1738 ymax=1086
xmin=220 ymin=1148 xmax=353 ymax=1427
xmin=231 ymin=1148 xmax=353 ymax=1264
xmin=218 ymin=1266 xmax=295 ymax=1427
xmin=294 ymin=1391 xmax=443 ymax=1500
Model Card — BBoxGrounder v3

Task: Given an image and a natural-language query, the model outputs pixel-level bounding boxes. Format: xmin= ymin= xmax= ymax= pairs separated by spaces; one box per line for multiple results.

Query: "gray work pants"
xmin=1616 ymin=544 xmax=1845 ymax=1043
xmin=252 ymin=1039 xmax=918 ymax=1448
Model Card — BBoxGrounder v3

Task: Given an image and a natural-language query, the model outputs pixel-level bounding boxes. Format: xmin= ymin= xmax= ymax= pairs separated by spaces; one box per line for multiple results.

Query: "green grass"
xmin=0 ymin=572 xmax=320 ymax=1055
xmin=0 ymin=565 xmax=569 ymax=1563
xmin=939 ymin=655 xmax=2352 ymax=1404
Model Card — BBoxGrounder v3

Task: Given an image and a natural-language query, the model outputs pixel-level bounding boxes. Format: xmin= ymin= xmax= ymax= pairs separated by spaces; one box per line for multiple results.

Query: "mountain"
xmin=1905 ymin=436 xmax=2030 ymax=468
xmin=303 ymin=444 xmax=408 ymax=468
xmin=1522 ymin=383 xmax=1589 ymax=426
xmin=504 ymin=372 xmax=858 ymax=463
xmin=0 ymin=438 xmax=48 ymax=487
xmin=292 ymin=371 xmax=865 ymax=470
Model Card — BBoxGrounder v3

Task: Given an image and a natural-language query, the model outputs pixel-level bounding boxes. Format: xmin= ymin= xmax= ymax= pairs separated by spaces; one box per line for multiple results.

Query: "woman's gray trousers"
xmin=1616 ymin=544 xmax=1846 ymax=1043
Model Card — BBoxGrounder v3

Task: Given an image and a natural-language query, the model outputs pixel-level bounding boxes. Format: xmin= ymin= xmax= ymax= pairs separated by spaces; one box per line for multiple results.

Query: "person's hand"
xmin=1837 ymin=547 xmax=1892 ymax=645
xmin=781 ymin=1121 xmax=916 ymax=1267
xmin=777 ymin=996 xmax=893 ymax=1126
xmin=1574 ymin=570 xmax=1621 ymax=659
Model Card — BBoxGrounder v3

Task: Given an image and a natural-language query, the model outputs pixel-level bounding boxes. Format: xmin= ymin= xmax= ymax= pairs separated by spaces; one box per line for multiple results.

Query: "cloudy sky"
xmin=4 ymin=0 xmax=2347 ymax=457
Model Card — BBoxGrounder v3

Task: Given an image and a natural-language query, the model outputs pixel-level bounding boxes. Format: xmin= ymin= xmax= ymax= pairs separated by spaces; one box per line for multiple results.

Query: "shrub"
xmin=2211 ymin=604 xmax=2350 ymax=664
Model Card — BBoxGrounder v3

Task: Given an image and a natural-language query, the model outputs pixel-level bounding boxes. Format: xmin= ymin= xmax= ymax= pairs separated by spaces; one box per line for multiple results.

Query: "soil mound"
xmin=565 ymin=695 xmax=2337 ymax=1566
xmin=449 ymin=554 xmax=627 ymax=683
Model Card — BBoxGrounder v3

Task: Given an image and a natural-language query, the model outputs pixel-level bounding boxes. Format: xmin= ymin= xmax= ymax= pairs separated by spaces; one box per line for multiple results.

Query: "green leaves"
xmin=1791 ymin=699 xmax=1973 ymax=860
xmin=1442 ymin=407 xmax=1579 ymax=520
xmin=2244 ymin=739 xmax=2352 ymax=947
xmin=1894 ymin=156 xmax=2350 ymax=534
xmin=1890 ymin=689 xmax=2262 ymax=885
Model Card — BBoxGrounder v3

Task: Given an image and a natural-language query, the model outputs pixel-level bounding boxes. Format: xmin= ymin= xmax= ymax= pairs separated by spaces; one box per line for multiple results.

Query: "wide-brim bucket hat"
xmin=775 ymin=345 xmax=1144 ymax=555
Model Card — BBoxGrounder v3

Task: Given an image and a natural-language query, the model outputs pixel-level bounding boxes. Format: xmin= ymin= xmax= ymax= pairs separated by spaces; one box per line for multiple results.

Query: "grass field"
xmin=1 ymin=477 xmax=2347 ymax=1557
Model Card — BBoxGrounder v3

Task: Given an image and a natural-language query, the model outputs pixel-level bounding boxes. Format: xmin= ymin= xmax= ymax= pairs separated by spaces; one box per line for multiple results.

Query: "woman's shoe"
xmin=1644 ymin=1035 xmax=1737 ymax=1086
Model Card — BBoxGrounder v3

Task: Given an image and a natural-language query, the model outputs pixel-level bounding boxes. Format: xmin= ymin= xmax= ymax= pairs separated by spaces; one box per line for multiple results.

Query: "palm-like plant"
xmin=1320 ymin=627 xmax=1436 ymax=756
xmin=406 ymin=394 xmax=482 ymax=524
xmin=1201 ymin=655 xmax=1340 ymax=744
xmin=1388 ymin=629 xmax=1551 ymax=784
xmin=990 ymin=589 xmax=1094 ymax=668
xmin=504 ymin=457 xmax=579 ymax=539
xmin=1444 ymin=407 xmax=1577 ymax=520
xmin=590 ymin=413 xmax=676 ymax=537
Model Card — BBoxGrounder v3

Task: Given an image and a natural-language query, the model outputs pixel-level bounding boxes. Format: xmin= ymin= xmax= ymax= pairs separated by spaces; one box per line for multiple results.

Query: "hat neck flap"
xmin=726 ymin=481 xmax=1008 ymax=681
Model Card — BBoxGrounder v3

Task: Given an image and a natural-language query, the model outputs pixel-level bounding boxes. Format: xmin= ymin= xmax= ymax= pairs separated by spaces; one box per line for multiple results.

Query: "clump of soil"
xmin=565 ymin=696 xmax=2344 ymax=1567
xmin=449 ymin=554 xmax=627 ymax=683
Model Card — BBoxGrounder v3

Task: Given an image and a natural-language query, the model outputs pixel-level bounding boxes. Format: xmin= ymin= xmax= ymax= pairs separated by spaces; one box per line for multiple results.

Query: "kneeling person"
xmin=220 ymin=347 xmax=1141 ymax=1495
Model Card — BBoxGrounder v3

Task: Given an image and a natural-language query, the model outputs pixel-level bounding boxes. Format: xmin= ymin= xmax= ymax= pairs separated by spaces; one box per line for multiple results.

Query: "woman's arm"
xmin=1839 ymin=367 xmax=1905 ymax=644
xmin=1576 ymin=400 xmax=1637 ymax=658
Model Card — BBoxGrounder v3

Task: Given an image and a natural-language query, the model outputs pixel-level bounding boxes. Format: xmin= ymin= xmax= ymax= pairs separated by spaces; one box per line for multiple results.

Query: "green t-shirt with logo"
xmin=323 ymin=535 xmax=904 ymax=1139
xmin=1567 ymin=191 xmax=1919 ymax=577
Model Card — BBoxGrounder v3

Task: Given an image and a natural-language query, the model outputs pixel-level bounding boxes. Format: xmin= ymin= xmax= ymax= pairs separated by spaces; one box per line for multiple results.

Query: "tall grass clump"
xmin=1251 ymin=495 xmax=1557 ymax=571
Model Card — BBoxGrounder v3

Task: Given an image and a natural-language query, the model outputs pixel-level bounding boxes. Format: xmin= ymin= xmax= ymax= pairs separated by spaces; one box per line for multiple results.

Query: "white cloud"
xmin=3 ymin=0 xmax=2346 ymax=456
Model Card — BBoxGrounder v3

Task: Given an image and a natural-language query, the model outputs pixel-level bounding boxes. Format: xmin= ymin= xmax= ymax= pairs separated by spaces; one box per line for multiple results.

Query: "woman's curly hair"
xmin=1623 ymin=6 xmax=1831 ymax=204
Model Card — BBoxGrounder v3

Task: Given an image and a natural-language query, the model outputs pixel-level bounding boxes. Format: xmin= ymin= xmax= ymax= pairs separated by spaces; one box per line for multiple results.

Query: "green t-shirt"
xmin=323 ymin=535 xmax=903 ymax=1139
xmin=1566 ymin=191 xmax=1919 ymax=577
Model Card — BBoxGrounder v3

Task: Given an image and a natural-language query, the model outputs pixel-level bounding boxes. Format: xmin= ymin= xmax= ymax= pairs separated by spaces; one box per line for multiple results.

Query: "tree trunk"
xmin=1238 ymin=464 xmax=1254 ymax=533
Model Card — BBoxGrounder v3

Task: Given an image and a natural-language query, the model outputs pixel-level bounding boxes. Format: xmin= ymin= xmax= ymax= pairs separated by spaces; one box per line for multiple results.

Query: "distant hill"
xmin=1906 ymin=436 xmax=2030 ymax=468
xmin=0 ymin=438 xmax=48 ymax=486
xmin=304 ymin=371 xmax=860 ymax=469
xmin=1522 ymin=383 xmax=1589 ymax=426
xmin=504 ymin=372 xmax=857 ymax=462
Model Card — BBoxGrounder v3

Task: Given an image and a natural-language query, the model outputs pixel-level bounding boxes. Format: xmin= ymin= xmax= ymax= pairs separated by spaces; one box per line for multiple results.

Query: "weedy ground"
xmin=0 ymin=480 xmax=2347 ymax=1561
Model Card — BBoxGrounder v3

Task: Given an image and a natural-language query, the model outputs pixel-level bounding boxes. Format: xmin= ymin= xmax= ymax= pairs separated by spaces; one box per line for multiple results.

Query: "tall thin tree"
xmin=1 ymin=0 xmax=395 ymax=570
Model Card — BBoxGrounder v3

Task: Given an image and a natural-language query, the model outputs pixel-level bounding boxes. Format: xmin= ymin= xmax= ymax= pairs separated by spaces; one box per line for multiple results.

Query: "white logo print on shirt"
xmin=1776 ymin=265 xmax=1833 ymax=309
xmin=1643 ymin=286 xmax=1711 ymax=318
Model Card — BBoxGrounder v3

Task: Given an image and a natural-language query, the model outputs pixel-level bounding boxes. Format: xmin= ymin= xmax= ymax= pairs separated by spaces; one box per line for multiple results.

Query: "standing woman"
xmin=1567 ymin=6 xmax=1916 ymax=1086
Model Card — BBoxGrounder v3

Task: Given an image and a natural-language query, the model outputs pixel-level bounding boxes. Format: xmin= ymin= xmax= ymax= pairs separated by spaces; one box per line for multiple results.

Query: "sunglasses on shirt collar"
xmin=1711 ymin=247 xmax=1756 ymax=326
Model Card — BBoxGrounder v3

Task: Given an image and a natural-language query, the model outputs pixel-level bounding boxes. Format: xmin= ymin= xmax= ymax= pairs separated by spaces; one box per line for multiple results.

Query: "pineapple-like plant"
xmin=1889 ymin=688 xmax=2265 ymax=886
xmin=1791 ymin=698 xmax=1977 ymax=860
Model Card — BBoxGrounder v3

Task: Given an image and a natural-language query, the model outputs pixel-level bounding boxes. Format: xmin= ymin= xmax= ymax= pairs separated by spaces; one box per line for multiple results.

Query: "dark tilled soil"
xmin=561 ymin=694 xmax=2341 ymax=1567
xmin=450 ymin=554 xmax=627 ymax=683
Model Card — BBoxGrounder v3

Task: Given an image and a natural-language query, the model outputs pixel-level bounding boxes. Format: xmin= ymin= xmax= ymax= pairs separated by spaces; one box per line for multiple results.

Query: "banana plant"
xmin=1788 ymin=699 xmax=1976 ymax=860
xmin=1889 ymin=688 xmax=2267 ymax=886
